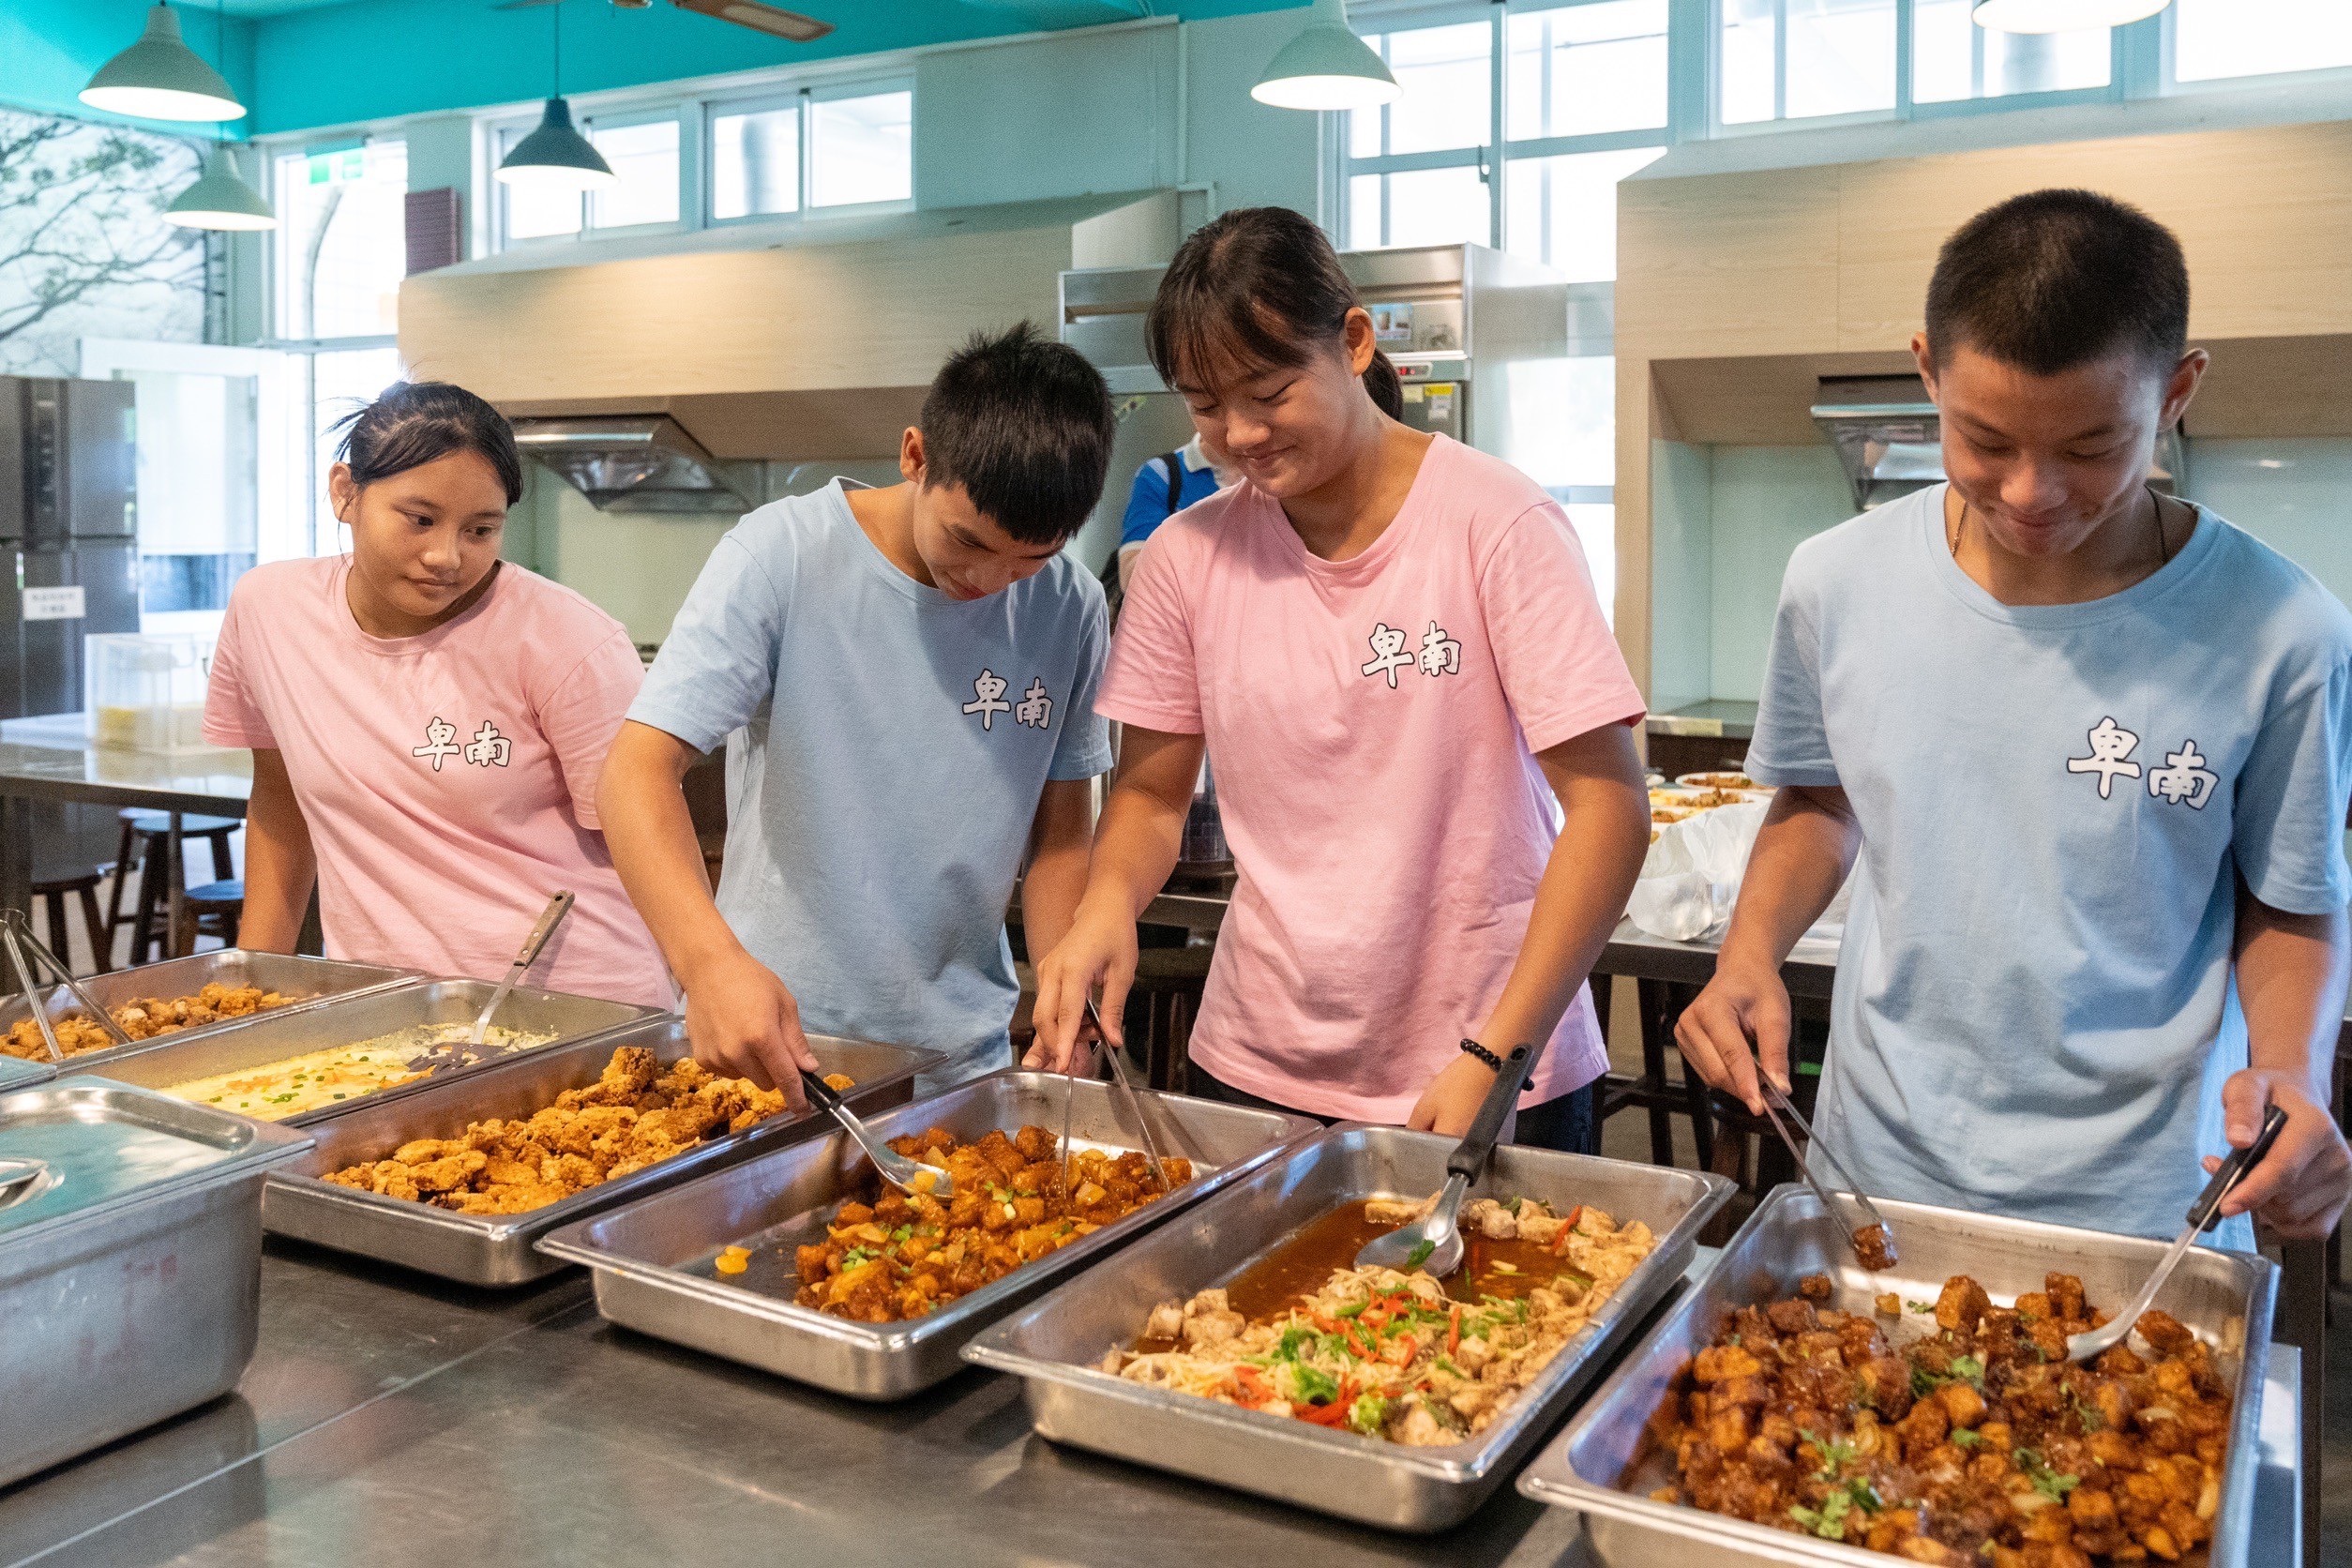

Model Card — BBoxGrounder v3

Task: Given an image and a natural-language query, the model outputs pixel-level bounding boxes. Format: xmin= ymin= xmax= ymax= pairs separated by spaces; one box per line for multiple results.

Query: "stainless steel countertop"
xmin=0 ymin=1239 xmax=2301 ymax=1568
xmin=0 ymin=736 xmax=250 ymax=817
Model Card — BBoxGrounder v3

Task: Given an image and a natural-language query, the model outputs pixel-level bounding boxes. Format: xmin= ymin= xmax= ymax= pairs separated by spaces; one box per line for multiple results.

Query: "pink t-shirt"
xmin=204 ymin=556 xmax=673 ymax=1007
xmin=1098 ymin=435 xmax=1644 ymax=1122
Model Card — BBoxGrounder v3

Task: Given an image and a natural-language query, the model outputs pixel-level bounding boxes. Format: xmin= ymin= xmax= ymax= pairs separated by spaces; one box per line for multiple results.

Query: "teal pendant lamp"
xmin=166 ymin=143 xmax=277 ymax=231
xmin=1252 ymin=0 xmax=1401 ymax=112
xmin=497 ymin=2 xmax=616 ymax=190
xmin=1970 ymin=0 xmax=2169 ymax=29
xmin=80 ymin=4 xmax=245 ymax=123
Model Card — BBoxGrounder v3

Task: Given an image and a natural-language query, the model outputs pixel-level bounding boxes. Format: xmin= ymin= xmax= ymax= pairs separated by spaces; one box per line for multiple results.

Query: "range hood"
xmin=510 ymin=415 xmax=754 ymax=513
xmin=1812 ymin=375 xmax=2185 ymax=512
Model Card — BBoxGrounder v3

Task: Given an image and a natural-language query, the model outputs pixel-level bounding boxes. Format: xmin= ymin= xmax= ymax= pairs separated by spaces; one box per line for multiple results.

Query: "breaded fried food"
xmin=2 ymin=981 xmax=294 ymax=1062
xmin=323 ymin=1046 xmax=813 ymax=1214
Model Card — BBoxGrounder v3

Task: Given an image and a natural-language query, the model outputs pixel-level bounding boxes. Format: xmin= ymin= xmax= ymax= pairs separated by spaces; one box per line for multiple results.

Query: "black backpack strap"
xmin=1159 ymin=451 xmax=1185 ymax=519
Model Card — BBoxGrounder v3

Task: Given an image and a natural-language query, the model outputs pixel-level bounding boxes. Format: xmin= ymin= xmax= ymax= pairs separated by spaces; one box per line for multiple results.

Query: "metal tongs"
xmin=1354 ymin=1043 xmax=1535 ymax=1277
xmin=409 ymin=891 xmax=574 ymax=1072
xmin=1756 ymin=1074 xmax=1899 ymax=1271
xmin=1070 ymin=995 xmax=1173 ymax=1195
xmin=0 ymin=908 xmax=131 ymax=1065
xmin=799 ymin=1068 xmax=954 ymax=1200
xmin=2066 ymin=1104 xmax=2287 ymax=1364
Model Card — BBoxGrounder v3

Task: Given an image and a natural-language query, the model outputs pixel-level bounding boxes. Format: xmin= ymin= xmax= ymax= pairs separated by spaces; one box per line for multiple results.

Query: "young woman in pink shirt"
xmin=203 ymin=382 xmax=671 ymax=1007
xmin=1027 ymin=208 xmax=1650 ymax=1140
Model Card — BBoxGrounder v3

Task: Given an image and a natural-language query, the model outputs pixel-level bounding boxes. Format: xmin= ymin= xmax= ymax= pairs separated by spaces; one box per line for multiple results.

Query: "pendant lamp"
xmin=165 ymin=143 xmax=277 ymax=231
xmin=496 ymin=3 xmax=616 ymax=188
xmin=80 ymin=3 xmax=245 ymax=123
xmin=1253 ymin=0 xmax=1401 ymax=113
xmin=1970 ymin=0 xmax=2170 ymax=31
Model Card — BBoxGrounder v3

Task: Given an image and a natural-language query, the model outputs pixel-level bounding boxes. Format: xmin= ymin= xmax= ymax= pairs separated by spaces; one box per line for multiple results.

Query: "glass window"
xmin=310 ymin=346 xmax=405 ymax=550
xmin=589 ymin=117 xmax=681 ymax=229
xmin=1503 ymin=146 xmax=1666 ymax=281
xmin=1349 ymin=172 xmax=1384 ymax=252
xmin=1567 ymin=503 xmax=1616 ymax=625
xmin=712 ymin=103 xmax=800 ymax=219
xmin=1368 ymin=165 xmax=1492 ymax=249
xmin=1720 ymin=0 xmax=1896 ymax=124
xmin=2174 ymin=0 xmax=2352 ymax=82
xmin=274 ymin=142 xmax=407 ymax=339
xmin=1913 ymin=1 xmax=2108 ymax=101
xmin=500 ymin=124 xmax=584 ymax=242
xmin=1383 ymin=23 xmax=1494 ymax=155
xmin=810 ymin=90 xmax=912 ymax=207
xmin=1506 ymin=1 xmax=1668 ymax=141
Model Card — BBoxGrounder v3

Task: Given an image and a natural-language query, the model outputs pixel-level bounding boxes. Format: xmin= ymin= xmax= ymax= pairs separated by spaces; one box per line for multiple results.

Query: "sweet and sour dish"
xmin=1102 ymin=1196 xmax=1656 ymax=1446
xmin=324 ymin=1045 xmax=846 ymax=1214
xmin=3 ymin=982 xmax=293 ymax=1061
xmin=792 ymin=1124 xmax=1192 ymax=1322
xmin=1652 ymin=1270 xmax=2236 ymax=1565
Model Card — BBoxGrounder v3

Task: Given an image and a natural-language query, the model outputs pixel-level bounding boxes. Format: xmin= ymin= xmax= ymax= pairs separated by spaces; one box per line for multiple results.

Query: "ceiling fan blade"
xmin=670 ymin=0 xmax=835 ymax=41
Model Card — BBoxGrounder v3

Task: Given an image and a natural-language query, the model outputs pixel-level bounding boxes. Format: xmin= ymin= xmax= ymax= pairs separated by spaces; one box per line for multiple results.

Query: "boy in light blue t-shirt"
xmin=601 ymin=324 xmax=1115 ymax=1094
xmin=1676 ymin=190 xmax=2352 ymax=1247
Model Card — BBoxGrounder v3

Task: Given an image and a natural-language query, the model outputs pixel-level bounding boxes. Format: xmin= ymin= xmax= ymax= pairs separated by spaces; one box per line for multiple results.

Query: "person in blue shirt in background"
xmin=1675 ymin=188 xmax=2352 ymax=1248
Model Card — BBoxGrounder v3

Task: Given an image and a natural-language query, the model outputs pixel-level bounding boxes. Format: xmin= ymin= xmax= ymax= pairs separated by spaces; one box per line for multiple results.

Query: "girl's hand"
xmin=1025 ymin=898 xmax=1138 ymax=1074
xmin=1407 ymin=1051 xmax=1501 ymax=1138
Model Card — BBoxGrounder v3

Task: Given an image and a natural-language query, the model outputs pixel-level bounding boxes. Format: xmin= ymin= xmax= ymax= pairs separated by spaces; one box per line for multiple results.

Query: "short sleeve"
xmin=201 ymin=580 xmax=277 ymax=749
xmin=1049 ymin=586 xmax=1114 ymax=781
xmin=1093 ymin=528 xmax=1203 ymax=735
xmin=627 ymin=533 xmax=785 ymax=754
xmin=1476 ymin=505 xmax=1644 ymax=753
xmin=1120 ymin=460 xmax=1174 ymax=546
xmin=2231 ymin=654 xmax=2352 ymax=914
xmin=537 ymin=631 xmax=646 ymax=828
xmin=1746 ymin=566 xmax=1839 ymax=789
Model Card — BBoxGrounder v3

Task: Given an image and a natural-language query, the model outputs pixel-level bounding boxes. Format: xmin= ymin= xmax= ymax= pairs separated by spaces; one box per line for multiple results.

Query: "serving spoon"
xmin=408 ymin=891 xmax=574 ymax=1072
xmin=2065 ymin=1103 xmax=2286 ymax=1364
xmin=1354 ymin=1044 xmax=1533 ymax=1278
xmin=798 ymin=1068 xmax=954 ymax=1201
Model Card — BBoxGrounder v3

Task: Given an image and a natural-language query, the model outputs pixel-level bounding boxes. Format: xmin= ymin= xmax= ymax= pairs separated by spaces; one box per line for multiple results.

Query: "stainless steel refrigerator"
xmin=0 ymin=377 xmax=143 ymax=719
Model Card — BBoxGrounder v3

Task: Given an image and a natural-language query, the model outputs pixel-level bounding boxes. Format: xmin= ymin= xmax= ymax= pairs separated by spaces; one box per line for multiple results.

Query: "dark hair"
xmin=919 ymin=322 xmax=1113 ymax=546
xmin=1146 ymin=206 xmax=1401 ymax=411
xmin=334 ymin=381 xmax=524 ymax=505
xmin=1924 ymin=189 xmax=2189 ymax=377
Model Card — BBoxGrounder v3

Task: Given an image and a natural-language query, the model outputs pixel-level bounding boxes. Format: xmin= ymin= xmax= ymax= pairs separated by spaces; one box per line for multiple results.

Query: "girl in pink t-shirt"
xmin=1028 ymin=209 xmax=1650 ymax=1136
xmin=203 ymin=383 xmax=671 ymax=1007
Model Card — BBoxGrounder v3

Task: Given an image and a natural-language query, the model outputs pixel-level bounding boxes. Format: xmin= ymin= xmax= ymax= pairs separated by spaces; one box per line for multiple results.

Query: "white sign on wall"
xmin=23 ymin=586 xmax=86 ymax=622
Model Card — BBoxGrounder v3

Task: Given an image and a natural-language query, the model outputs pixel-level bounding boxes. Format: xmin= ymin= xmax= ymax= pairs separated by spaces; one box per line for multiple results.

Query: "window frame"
xmin=802 ymin=77 xmax=918 ymax=214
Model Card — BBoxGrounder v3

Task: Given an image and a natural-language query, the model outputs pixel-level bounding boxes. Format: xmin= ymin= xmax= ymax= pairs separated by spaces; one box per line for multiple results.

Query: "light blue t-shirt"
xmin=1751 ymin=484 xmax=2352 ymax=1244
xmin=630 ymin=482 xmax=1112 ymax=1084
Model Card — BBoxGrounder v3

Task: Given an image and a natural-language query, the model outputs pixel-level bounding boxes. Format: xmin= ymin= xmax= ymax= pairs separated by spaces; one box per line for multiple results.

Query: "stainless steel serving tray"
xmin=961 ymin=1123 xmax=1734 ymax=1531
xmin=262 ymin=1016 xmax=938 ymax=1287
xmin=1516 ymin=1184 xmax=2277 ymax=1568
xmin=80 ymin=977 xmax=661 ymax=1126
xmin=0 ymin=1076 xmax=313 ymax=1488
xmin=0 ymin=1054 xmax=53 ymax=1090
xmin=536 ymin=1068 xmax=1321 ymax=1401
xmin=0 ymin=950 xmax=418 ymax=1075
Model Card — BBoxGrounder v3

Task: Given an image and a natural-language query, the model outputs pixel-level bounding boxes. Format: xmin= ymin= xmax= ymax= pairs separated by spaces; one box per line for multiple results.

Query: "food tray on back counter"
xmin=535 ymin=1068 xmax=1321 ymax=1401
xmin=960 ymin=1124 xmax=1734 ymax=1532
xmin=263 ymin=1017 xmax=938 ymax=1287
xmin=0 ymin=950 xmax=418 ymax=1072
xmin=1515 ymin=1184 xmax=2277 ymax=1568
xmin=80 ymin=977 xmax=661 ymax=1125
xmin=0 ymin=1076 xmax=313 ymax=1488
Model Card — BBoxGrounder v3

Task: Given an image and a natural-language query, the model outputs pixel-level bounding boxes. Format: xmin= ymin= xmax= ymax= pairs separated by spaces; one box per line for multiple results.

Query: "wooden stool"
xmin=1121 ymin=942 xmax=1216 ymax=1093
xmin=33 ymin=868 xmax=111 ymax=975
xmin=1597 ymin=978 xmax=1717 ymax=1171
xmin=173 ymin=879 xmax=244 ymax=957
xmin=111 ymin=811 xmax=239 ymax=966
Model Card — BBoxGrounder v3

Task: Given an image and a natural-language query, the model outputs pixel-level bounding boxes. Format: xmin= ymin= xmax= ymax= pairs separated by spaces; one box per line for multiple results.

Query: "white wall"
xmin=2186 ymin=438 xmax=2352 ymax=611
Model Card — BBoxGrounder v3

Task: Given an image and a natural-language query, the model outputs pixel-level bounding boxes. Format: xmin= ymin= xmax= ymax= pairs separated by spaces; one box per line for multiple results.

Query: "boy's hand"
xmin=681 ymin=947 xmax=818 ymax=1104
xmin=2208 ymin=1071 xmax=2351 ymax=1238
xmin=1674 ymin=959 xmax=1793 ymax=1116
xmin=1407 ymin=1051 xmax=1500 ymax=1138
xmin=1025 ymin=899 xmax=1138 ymax=1074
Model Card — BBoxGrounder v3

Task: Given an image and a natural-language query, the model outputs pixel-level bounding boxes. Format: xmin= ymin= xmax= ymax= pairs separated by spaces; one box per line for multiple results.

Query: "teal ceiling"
xmin=3 ymin=0 xmax=1302 ymax=137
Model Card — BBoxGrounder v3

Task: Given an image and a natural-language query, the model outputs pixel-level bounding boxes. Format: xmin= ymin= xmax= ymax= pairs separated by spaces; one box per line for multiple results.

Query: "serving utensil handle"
xmin=1446 ymin=1044 xmax=1533 ymax=1184
xmin=2189 ymin=1103 xmax=2288 ymax=1233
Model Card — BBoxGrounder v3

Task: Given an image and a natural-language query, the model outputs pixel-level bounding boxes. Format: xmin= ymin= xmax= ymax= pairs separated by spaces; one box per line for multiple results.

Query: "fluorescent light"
xmin=1253 ymin=0 xmax=1401 ymax=113
xmin=80 ymin=4 xmax=245 ymax=123
xmin=165 ymin=144 xmax=276 ymax=231
xmin=495 ymin=98 xmax=619 ymax=188
xmin=1970 ymin=0 xmax=2171 ymax=32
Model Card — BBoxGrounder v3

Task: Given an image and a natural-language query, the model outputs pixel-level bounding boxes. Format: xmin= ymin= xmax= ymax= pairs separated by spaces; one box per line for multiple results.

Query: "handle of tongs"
xmin=2 ymin=910 xmax=130 ymax=1059
xmin=1085 ymin=995 xmax=1173 ymax=1193
xmin=1760 ymin=1074 xmax=1888 ymax=1228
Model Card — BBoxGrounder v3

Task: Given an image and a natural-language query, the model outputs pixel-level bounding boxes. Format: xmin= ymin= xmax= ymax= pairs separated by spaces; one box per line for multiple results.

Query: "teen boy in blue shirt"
xmin=601 ymin=324 xmax=1116 ymax=1095
xmin=1677 ymin=190 xmax=2352 ymax=1247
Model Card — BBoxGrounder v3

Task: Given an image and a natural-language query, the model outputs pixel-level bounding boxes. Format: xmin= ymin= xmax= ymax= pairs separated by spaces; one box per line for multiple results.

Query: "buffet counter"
xmin=0 ymin=1238 xmax=2303 ymax=1568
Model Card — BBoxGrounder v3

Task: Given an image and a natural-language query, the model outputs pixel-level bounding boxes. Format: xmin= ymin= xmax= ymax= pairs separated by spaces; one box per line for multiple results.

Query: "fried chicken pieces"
xmin=323 ymin=1046 xmax=798 ymax=1214
xmin=1656 ymin=1271 xmax=2235 ymax=1566
xmin=2 ymin=982 xmax=293 ymax=1062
